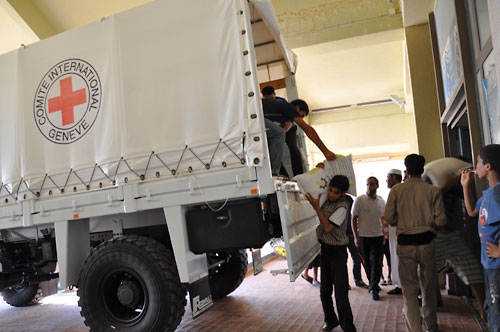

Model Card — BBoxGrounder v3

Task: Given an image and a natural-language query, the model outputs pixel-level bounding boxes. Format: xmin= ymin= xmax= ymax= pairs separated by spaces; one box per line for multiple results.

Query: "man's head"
xmin=387 ymin=169 xmax=402 ymax=188
xmin=290 ymin=99 xmax=309 ymax=118
xmin=262 ymin=86 xmax=276 ymax=99
xmin=328 ymin=175 xmax=349 ymax=201
xmin=404 ymin=154 xmax=426 ymax=177
xmin=366 ymin=176 xmax=379 ymax=196
xmin=477 ymin=144 xmax=500 ymax=178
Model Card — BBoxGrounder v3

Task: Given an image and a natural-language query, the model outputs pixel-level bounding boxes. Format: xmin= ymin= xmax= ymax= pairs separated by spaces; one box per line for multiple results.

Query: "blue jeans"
xmin=264 ymin=118 xmax=285 ymax=175
xmin=485 ymin=269 xmax=500 ymax=332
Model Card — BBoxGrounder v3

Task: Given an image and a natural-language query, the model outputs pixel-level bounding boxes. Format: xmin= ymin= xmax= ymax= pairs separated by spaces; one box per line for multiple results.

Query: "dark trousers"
xmin=285 ymin=126 xmax=304 ymax=176
xmin=359 ymin=236 xmax=384 ymax=291
xmin=320 ymin=244 xmax=356 ymax=332
xmin=346 ymin=228 xmax=363 ymax=283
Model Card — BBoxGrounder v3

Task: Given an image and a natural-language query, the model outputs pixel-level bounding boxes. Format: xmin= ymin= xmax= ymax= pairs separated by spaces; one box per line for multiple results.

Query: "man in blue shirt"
xmin=462 ymin=144 xmax=500 ymax=332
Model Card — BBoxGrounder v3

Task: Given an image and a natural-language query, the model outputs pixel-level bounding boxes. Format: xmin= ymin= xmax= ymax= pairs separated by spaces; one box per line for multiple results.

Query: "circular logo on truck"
xmin=33 ymin=59 xmax=101 ymax=144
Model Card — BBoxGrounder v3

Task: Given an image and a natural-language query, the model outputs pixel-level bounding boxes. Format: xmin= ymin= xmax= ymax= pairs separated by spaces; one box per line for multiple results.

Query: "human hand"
xmin=324 ymin=150 xmax=336 ymax=161
xmin=305 ymin=192 xmax=321 ymax=210
xmin=283 ymin=121 xmax=293 ymax=132
xmin=460 ymin=169 xmax=474 ymax=187
xmin=316 ymin=162 xmax=325 ymax=169
xmin=486 ymin=242 xmax=500 ymax=258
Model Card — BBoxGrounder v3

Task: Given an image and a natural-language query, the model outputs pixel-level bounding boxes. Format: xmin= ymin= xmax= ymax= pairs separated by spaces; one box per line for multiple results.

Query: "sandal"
xmin=301 ymin=274 xmax=313 ymax=284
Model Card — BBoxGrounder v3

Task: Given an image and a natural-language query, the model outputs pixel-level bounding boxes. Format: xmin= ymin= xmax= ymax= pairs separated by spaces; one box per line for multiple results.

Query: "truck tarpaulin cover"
xmin=0 ymin=0 xmax=265 ymax=199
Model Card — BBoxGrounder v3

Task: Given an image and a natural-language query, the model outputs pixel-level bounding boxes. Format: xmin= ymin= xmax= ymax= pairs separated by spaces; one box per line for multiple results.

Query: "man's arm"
xmin=305 ymin=193 xmax=333 ymax=233
xmin=352 ymin=214 xmax=360 ymax=247
xmin=383 ymin=190 xmax=398 ymax=226
xmin=433 ymin=191 xmax=447 ymax=228
xmin=461 ymin=169 xmax=479 ymax=217
xmin=294 ymin=117 xmax=336 ymax=160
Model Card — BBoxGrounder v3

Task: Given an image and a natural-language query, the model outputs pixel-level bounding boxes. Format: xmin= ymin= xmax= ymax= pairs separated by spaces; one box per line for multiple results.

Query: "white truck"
xmin=0 ymin=1 xmax=321 ymax=331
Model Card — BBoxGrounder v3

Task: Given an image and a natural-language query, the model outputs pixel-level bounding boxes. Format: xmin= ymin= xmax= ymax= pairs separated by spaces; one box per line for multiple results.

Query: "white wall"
xmin=306 ymin=102 xmax=418 ymax=168
xmin=353 ymin=159 xmax=405 ymax=201
xmin=0 ymin=0 xmax=38 ymax=55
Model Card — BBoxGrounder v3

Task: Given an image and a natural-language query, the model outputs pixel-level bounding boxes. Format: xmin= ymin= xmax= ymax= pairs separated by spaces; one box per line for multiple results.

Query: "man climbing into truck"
xmin=262 ymin=96 xmax=336 ymax=175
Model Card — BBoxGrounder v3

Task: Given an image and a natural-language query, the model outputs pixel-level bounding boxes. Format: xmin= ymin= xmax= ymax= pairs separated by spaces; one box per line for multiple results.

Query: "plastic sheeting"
xmin=0 ymin=0 xmax=274 ymax=200
xmin=249 ymin=0 xmax=297 ymax=74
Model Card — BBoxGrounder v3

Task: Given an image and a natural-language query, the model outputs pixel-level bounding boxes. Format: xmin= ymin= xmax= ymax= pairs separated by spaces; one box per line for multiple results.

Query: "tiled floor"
xmin=0 ymin=256 xmax=482 ymax=332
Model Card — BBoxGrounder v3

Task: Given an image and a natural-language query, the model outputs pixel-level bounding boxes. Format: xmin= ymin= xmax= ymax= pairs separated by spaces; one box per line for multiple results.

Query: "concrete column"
xmin=405 ymin=24 xmax=444 ymax=162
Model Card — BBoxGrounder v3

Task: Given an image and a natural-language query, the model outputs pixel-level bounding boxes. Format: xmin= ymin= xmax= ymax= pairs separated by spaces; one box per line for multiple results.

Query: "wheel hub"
xmin=116 ymin=280 xmax=141 ymax=309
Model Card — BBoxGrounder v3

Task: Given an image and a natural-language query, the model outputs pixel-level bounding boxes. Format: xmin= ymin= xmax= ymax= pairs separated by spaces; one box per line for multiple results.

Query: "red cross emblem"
xmin=48 ymin=77 xmax=87 ymax=126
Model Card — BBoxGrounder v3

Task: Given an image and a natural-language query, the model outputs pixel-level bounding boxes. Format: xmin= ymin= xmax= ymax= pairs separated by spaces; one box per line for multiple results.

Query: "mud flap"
xmin=271 ymin=181 xmax=320 ymax=281
xmin=188 ymin=276 xmax=214 ymax=319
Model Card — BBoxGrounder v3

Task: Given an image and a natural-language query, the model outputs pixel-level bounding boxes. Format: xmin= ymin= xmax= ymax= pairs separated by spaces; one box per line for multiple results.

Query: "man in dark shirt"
xmin=261 ymin=92 xmax=335 ymax=175
xmin=262 ymin=86 xmax=307 ymax=177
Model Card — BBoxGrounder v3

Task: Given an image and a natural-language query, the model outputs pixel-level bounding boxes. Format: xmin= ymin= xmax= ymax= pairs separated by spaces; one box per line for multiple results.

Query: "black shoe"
xmin=322 ymin=322 xmax=340 ymax=331
xmin=355 ymin=280 xmax=369 ymax=289
xmin=370 ymin=290 xmax=380 ymax=301
xmin=301 ymin=274 xmax=313 ymax=284
xmin=387 ymin=287 xmax=402 ymax=295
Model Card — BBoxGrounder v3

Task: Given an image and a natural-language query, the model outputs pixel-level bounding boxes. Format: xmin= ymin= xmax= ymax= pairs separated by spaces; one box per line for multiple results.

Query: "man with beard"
xmin=386 ymin=169 xmax=403 ymax=295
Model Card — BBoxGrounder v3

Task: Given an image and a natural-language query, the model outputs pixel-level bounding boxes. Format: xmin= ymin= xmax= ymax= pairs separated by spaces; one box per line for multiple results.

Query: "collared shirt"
xmin=384 ymin=177 xmax=446 ymax=235
xmin=352 ymin=194 xmax=385 ymax=237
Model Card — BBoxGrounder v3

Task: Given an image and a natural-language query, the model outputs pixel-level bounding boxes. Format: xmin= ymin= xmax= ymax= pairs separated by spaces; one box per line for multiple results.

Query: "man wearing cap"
xmin=384 ymin=154 xmax=446 ymax=332
xmin=261 ymin=86 xmax=335 ymax=175
xmin=386 ymin=169 xmax=403 ymax=295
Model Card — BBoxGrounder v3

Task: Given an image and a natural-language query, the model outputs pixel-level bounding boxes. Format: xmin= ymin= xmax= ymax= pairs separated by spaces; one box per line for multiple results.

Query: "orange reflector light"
xmin=250 ymin=188 xmax=258 ymax=195
xmin=73 ymin=214 xmax=79 ymax=219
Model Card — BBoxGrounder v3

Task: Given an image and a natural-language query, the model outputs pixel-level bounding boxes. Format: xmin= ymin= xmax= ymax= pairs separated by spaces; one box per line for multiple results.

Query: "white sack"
xmin=422 ymin=157 xmax=472 ymax=188
xmin=294 ymin=155 xmax=357 ymax=201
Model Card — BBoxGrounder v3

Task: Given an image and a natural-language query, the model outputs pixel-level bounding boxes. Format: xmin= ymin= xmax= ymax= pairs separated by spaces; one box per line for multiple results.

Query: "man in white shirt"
xmin=352 ymin=176 xmax=386 ymax=300
xmin=386 ymin=169 xmax=403 ymax=295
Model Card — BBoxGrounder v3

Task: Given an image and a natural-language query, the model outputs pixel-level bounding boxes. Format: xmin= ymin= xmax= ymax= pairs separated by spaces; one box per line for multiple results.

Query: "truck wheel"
xmin=208 ymin=249 xmax=248 ymax=299
xmin=1 ymin=284 xmax=43 ymax=307
xmin=78 ymin=235 xmax=186 ymax=332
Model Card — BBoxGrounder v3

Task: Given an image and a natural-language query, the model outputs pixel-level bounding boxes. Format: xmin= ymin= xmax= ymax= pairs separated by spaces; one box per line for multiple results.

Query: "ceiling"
xmin=294 ymin=28 xmax=405 ymax=110
xmin=400 ymin=0 xmax=435 ymax=27
xmin=16 ymin=0 xmax=153 ymax=33
xmin=271 ymin=0 xmax=403 ymax=49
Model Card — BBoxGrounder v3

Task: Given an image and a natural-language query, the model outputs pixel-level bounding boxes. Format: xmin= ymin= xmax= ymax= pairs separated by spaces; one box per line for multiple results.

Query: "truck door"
xmin=272 ymin=181 xmax=320 ymax=282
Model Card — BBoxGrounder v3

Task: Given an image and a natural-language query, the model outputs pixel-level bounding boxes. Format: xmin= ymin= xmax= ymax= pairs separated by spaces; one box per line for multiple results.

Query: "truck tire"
xmin=78 ymin=235 xmax=186 ymax=332
xmin=1 ymin=284 xmax=43 ymax=307
xmin=208 ymin=249 xmax=248 ymax=299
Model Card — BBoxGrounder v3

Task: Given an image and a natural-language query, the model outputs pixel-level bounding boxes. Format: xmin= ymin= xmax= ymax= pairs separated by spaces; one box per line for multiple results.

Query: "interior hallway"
xmin=0 ymin=255 xmax=483 ymax=332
